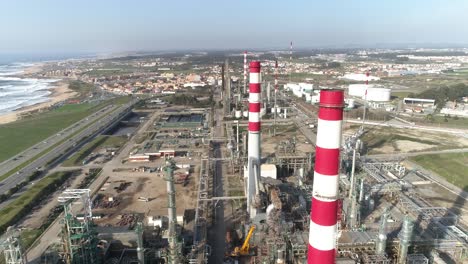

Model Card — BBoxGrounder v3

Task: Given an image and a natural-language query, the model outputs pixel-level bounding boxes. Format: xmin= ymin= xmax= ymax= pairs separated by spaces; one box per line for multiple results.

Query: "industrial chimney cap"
xmin=249 ymin=61 xmax=261 ymax=72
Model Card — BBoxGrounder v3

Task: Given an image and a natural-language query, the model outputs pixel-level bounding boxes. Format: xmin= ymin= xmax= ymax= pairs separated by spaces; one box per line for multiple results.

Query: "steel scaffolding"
xmin=0 ymin=227 xmax=26 ymax=264
xmin=58 ymin=189 xmax=99 ymax=264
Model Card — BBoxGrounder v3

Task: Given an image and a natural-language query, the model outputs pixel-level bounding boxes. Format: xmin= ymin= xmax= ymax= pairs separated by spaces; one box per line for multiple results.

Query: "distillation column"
xmin=247 ymin=61 xmax=262 ymax=219
xmin=398 ymin=216 xmax=414 ymax=264
xmin=135 ymin=222 xmax=145 ymax=264
xmin=376 ymin=208 xmax=389 ymax=255
xmin=164 ymin=162 xmax=179 ymax=264
xmin=308 ymin=89 xmax=344 ymax=264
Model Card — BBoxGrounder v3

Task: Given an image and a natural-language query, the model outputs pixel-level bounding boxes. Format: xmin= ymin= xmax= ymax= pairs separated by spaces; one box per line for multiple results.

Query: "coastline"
xmin=0 ymin=63 xmax=78 ymax=125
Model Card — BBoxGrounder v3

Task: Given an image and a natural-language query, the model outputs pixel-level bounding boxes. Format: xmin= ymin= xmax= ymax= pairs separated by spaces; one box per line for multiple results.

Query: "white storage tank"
xmin=366 ymin=88 xmax=391 ymax=102
xmin=235 ymin=110 xmax=241 ymax=118
xmin=242 ymin=111 xmax=249 ymax=117
xmin=276 ymin=107 xmax=281 ymax=114
xmin=260 ymin=108 xmax=266 ymax=117
xmin=348 ymin=84 xmax=391 ymax=102
xmin=348 ymin=84 xmax=367 ymax=97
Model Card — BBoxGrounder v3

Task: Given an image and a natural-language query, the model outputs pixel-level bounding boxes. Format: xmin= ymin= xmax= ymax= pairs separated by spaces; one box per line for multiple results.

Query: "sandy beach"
xmin=0 ymin=78 xmax=78 ymax=125
xmin=21 ymin=63 xmax=45 ymax=75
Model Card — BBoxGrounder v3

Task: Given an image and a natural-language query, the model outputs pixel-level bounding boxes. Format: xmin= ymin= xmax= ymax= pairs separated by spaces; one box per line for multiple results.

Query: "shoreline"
xmin=0 ymin=63 xmax=78 ymax=125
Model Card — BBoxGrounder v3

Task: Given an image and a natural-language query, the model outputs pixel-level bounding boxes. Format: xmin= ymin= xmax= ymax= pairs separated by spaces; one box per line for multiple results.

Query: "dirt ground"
xmin=261 ymin=125 xmax=314 ymax=155
xmin=344 ymin=124 xmax=468 ymax=154
xmin=415 ymin=184 xmax=468 ymax=224
xmin=19 ymin=169 xmax=86 ymax=229
xmin=93 ymin=159 xmax=199 ymax=227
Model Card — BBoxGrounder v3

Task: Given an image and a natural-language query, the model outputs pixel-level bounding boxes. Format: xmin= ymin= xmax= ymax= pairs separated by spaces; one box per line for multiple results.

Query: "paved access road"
xmin=0 ymin=101 xmax=135 ymax=197
xmin=0 ymin=105 xmax=114 ymax=177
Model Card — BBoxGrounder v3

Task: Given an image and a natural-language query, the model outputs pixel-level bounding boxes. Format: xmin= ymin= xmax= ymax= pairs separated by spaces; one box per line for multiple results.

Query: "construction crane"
xmin=231 ymin=225 xmax=256 ymax=257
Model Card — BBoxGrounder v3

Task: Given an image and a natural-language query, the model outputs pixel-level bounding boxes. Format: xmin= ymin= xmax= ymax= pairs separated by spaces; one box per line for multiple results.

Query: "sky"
xmin=1 ymin=0 xmax=468 ymax=54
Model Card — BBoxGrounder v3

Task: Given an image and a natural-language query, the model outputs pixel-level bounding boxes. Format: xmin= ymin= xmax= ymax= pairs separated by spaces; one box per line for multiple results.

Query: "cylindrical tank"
xmin=284 ymin=108 xmax=287 ymax=119
xmin=235 ymin=110 xmax=241 ymax=118
xmin=276 ymin=107 xmax=281 ymax=113
xmin=366 ymin=88 xmax=391 ymax=102
xmin=260 ymin=108 xmax=266 ymax=117
xmin=243 ymin=111 xmax=248 ymax=117
xmin=348 ymin=84 xmax=366 ymax=97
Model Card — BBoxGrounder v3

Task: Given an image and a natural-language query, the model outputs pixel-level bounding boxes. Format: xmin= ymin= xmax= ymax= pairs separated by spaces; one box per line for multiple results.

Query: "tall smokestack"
xmin=290 ymin=41 xmax=293 ymax=62
xmin=289 ymin=41 xmax=293 ymax=82
xmin=247 ymin=61 xmax=261 ymax=219
xmin=308 ymin=89 xmax=344 ymax=264
xmin=362 ymin=71 xmax=369 ymax=126
xmin=274 ymin=60 xmax=278 ymax=136
xmin=243 ymin=51 xmax=248 ymax=94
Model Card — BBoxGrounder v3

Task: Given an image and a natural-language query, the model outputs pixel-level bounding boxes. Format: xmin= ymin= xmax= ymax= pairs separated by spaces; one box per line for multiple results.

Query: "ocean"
xmin=0 ymin=63 xmax=58 ymax=114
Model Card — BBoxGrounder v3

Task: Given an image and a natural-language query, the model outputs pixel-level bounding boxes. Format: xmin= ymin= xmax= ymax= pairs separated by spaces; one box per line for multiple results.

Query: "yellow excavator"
xmin=231 ymin=225 xmax=256 ymax=257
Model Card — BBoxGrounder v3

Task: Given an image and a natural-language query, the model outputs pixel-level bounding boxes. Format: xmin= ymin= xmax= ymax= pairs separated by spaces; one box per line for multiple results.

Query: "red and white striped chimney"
xmin=247 ymin=61 xmax=261 ymax=218
xmin=308 ymin=89 xmax=344 ymax=264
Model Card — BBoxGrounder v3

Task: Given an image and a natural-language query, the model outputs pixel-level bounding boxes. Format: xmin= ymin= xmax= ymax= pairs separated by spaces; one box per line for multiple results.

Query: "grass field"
xmin=391 ymin=91 xmax=413 ymax=98
xmin=0 ymin=171 xmax=75 ymax=233
xmin=407 ymin=115 xmax=468 ymax=129
xmin=62 ymin=135 xmax=127 ymax=166
xmin=0 ymin=96 xmax=131 ymax=163
xmin=0 ymin=103 xmax=103 ymax=162
xmin=410 ymin=152 xmax=468 ymax=191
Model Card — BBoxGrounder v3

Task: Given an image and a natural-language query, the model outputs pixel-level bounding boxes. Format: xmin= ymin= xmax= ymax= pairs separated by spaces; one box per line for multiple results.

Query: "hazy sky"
xmin=1 ymin=0 xmax=468 ymax=53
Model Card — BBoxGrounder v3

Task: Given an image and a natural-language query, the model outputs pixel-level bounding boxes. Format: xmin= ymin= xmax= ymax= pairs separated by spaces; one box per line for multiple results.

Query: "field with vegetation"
xmin=360 ymin=127 xmax=468 ymax=154
xmin=0 ymin=103 xmax=104 ymax=162
xmin=0 ymin=96 xmax=131 ymax=163
xmin=410 ymin=152 xmax=468 ymax=191
xmin=0 ymin=171 xmax=77 ymax=233
xmin=62 ymin=135 xmax=127 ymax=166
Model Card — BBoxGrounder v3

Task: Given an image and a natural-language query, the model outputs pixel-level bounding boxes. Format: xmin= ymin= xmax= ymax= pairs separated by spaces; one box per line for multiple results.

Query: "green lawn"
xmin=391 ymin=91 xmax=413 ymax=98
xmin=0 ymin=103 xmax=103 ymax=162
xmin=0 ymin=96 xmax=131 ymax=163
xmin=0 ymin=171 xmax=76 ymax=233
xmin=62 ymin=135 xmax=127 ymax=166
xmin=408 ymin=115 xmax=468 ymax=129
xmin=410 ymin=152 xmax=468 ymax=191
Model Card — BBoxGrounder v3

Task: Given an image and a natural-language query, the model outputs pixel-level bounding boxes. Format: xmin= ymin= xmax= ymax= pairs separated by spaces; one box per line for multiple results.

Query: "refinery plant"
xmin=0 ymin=49 xmax=467 ymax=264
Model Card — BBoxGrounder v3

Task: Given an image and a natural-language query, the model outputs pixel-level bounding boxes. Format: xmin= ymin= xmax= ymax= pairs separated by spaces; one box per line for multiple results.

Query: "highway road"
xmin=0 ymin=100 xmax=136 ymax=198
xmin=0 ymin=104 xmax=115 ymax=177
xmin=26 ymin=105 xmax=153 ymax=263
